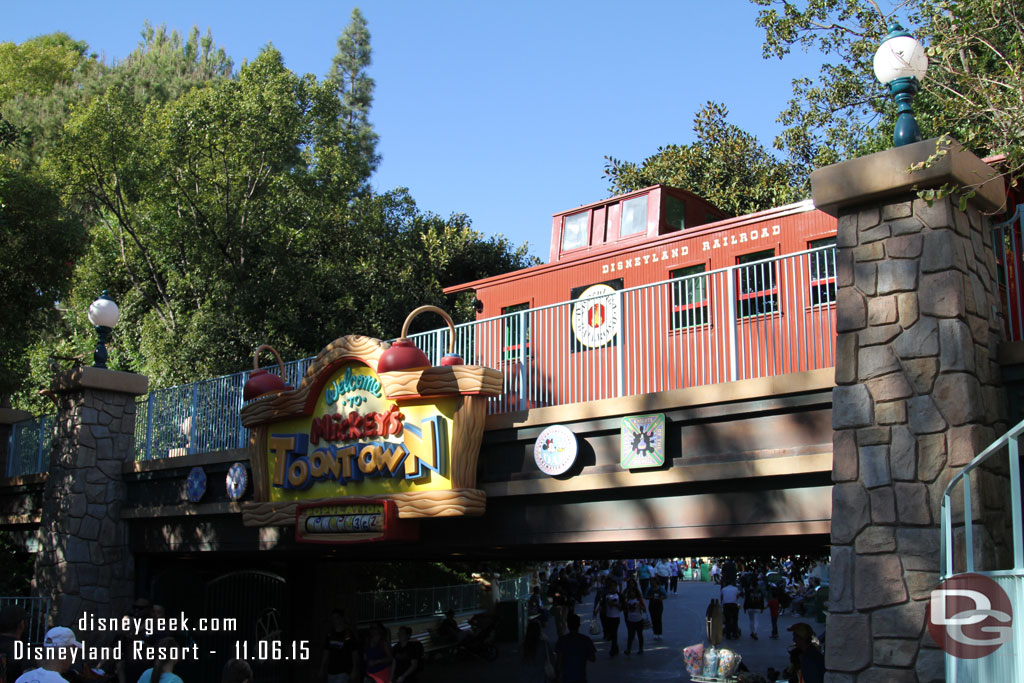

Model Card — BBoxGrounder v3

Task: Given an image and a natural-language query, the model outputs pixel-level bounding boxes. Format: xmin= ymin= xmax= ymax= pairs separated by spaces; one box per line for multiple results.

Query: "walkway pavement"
xmin=421 ymin=579 xmax=825 ymax=681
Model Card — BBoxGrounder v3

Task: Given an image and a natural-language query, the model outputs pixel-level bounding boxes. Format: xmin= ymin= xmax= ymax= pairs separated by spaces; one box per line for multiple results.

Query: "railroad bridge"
xmin=1 ymin=138 xmax=1023 ymax=682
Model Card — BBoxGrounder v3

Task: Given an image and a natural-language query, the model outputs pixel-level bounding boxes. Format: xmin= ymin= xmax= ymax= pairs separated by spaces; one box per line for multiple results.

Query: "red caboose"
xmin=443 ymin=185 xmax=839 ymax=413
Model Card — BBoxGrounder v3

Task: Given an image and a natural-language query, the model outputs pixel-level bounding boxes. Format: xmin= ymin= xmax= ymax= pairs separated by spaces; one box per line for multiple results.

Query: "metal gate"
xmin=196 ymin=570 xmax=290 ymax=683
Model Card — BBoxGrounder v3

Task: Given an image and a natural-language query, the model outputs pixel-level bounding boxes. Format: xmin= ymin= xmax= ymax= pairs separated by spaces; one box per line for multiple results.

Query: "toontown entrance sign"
xmin=239 ymin=308 xmax=501 ymax=541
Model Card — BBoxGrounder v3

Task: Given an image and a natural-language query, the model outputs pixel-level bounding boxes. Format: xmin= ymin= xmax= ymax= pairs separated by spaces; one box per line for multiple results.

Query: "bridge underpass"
xmin=98 ymin=367 xmax=834 ymax=564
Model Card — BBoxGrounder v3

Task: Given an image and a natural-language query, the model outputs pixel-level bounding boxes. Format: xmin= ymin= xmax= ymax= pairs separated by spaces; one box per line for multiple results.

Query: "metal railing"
xmin=940 ymin=417 xmax=1024 ymax=681
xmin=406 ymin=246 xmax=837 ymax=413
xmin=133 ymin=357 xmax=313 ymax=461
xmin=0 ymin=596 xmax=51 ymax=644
xmin=5 ymin=415 xmax=55 ymax=478
xmin=352 ymin=576 xmax=531 ymax=623
xmin=6 ymin=248 xmax=838 ymax=468
xmin=994 ymin=205 xmax=1024 ymax=342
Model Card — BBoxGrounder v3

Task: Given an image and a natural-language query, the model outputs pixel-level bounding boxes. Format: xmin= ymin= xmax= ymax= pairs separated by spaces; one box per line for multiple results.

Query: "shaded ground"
xmin=420 ymin=579 xmax=823 ymax=681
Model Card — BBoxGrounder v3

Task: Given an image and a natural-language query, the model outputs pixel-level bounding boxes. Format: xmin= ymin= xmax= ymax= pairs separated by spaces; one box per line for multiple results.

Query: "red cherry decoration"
xmin=378 ymin=339 xmax=431 ymax=373
xmin=243 ymin=344 xmax=293 ymax=400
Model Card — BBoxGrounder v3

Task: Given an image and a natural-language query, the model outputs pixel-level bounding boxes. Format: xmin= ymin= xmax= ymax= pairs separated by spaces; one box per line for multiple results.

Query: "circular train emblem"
xmin=571 ymin=283 xmax=620 ymax=348
xmin=226 ymin=462 xmax=248 ymax=501
xmin=186 ymin=466 xmax=207 ymax=503
xmin=534 ymin=425 xmax=578 ymax=476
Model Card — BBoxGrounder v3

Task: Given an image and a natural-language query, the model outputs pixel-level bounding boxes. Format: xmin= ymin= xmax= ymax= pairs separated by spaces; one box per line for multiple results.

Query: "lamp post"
xmin=873 ymin=22 xmax=928 ymax=148
xmin=87 ymin=291 xmax=120 ymax=369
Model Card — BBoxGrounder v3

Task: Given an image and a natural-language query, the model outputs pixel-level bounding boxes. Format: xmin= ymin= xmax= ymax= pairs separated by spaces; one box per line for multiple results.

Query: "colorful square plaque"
xmin=620 ymin=414 xmax=665 ymax=469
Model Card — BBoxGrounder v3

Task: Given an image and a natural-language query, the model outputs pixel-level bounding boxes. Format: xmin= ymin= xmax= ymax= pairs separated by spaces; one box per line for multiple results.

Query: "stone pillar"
xmin=33 ymin=366 xmax=147 ymax=631
xmin=811 ymin=139 xmax=1007 ymax=683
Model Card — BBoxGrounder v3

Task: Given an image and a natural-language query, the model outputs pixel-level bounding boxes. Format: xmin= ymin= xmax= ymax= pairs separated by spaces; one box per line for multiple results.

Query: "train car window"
xmin=736 ymin=249 xmax=778 ymax=317
xmin=670 ymin=265 xmax=708 ymax=330
xmin=620 ymin=195 xmax=649 ymax=236
xmin=562 ymin=211 xmax=589 ymax=251
xmin=502 ymin=303 xmax=531 ymax=361
xmin=809 ymin=237 xmax=837 ymax=305
xmin=665 ymin=196 xmax=686 ymax=231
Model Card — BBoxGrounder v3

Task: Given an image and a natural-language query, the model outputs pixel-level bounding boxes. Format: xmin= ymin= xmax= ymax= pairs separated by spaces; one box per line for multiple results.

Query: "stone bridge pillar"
xmin=34 ymin=366 xmax=147 ymax=630
xmin=811 ymin=139 xmax=1007 ymax=682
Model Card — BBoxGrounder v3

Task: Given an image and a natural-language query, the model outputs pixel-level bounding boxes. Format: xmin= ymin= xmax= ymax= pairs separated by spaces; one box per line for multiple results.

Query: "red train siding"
xmin=471 ymin=203 xmax=837 ymax=319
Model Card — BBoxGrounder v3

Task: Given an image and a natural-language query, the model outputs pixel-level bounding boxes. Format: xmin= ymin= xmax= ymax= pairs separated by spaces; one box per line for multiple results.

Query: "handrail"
xmin=940 ymin=416 xmax=1024 ymax=577
xmin=351 ymin=575 xmax=531 ymax=623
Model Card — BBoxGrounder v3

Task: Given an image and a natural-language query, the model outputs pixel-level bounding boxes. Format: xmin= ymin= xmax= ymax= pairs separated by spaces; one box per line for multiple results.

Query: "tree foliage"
xmin=604 ymin=101 xmax=807 ymax=215
xmin=752 ymin=0 xmax=1024 ymax=194
xmin=4 ymin=13 xmax=535 ymax=407
xmin=0 ymin=123 xmax=85 ymax=397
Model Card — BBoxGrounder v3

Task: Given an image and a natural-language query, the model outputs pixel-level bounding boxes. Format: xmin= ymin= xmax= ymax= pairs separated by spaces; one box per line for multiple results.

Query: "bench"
xmin=408 ymin=616 xmax=474 ymax=659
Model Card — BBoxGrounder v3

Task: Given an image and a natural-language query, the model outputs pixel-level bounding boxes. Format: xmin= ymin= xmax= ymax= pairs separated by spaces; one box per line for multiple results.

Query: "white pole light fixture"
xmin=88 ymin=291 xmax=120 ymax=368
xmin=873 ymin=22 xmax=928 ymax=147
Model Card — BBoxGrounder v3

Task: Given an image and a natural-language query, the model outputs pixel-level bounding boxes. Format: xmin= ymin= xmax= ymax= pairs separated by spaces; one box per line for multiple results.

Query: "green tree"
xmin=752 ymin=0 xmax=1024 ymax=193
xmin=325 ymin=8 xmax=379 ymax=190
xmin=0 ymin=26 xmax=232 ymax=170
xmin=6 ymin=12 xmax=535 ymax=404
xmin=0 ymin=32 xmax=99 ymax=167
xmin=0 ymin=123 xmax=85 ymax=400
xmin=604 ymin=101 xmax=807 ymax=215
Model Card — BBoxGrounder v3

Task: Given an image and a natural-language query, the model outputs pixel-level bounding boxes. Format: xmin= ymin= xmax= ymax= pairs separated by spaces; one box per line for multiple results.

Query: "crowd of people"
xmin=519 ymin=557 xmax=827 ymax=683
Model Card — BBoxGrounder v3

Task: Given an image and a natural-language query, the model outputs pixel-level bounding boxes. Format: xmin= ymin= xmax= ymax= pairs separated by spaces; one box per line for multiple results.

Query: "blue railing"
xmin=5 ymin=415 xmax=55 ymax=478
xmin=940 ymin=417 xmax=1024 ymax=681
xmin=133 ymin=356 xmax=313 ymax=461
xmin=0 ymin=596 xmax=51 ymax=644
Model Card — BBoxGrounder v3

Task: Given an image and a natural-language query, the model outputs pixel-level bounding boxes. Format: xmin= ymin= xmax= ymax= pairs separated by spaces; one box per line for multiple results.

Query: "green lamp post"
xmin=87 ymin=291 xmax=120 ymax=369
xmin=873 ymin=22 xmax=929 ymax=147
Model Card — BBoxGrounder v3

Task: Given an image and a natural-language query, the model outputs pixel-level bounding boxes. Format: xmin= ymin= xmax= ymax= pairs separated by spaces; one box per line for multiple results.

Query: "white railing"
xmin=941 ymin=417 xmax=1024 ymax=681
xmin=408 ymin=246 xmax=837 ymax=413
xmin=993 ymin=205 xmax=1024 ymax=342
xmin=352 ymin=575 xmax=531 ymax=623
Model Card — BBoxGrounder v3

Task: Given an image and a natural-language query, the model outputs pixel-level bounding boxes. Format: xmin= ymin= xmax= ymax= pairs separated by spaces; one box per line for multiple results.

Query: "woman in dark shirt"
xmin=389 ymin=626 xmax=423 ymax=683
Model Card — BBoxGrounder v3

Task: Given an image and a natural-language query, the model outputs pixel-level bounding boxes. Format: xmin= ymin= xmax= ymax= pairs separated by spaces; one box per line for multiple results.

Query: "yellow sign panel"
xmin=265 ymin=362 xmax=456 ymax=502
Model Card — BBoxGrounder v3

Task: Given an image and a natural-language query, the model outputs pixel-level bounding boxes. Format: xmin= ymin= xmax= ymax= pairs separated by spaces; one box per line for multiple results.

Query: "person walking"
xmin=593 ymin=579 xmax=622 ymax=657
xmin=636 ymin=561 xmax=652 ymax=597
xmin=668 ymin=559 xmax=679 ymax=593
xmin=648 ymin=579 xmax=667 ymax=641
xmin=610 ymin=561 xmax=626 ymax=593
xmin=768 ymin=589 xmax=782 ymax=639
xmin=744 ymin=578 xmax=765 ymax=640
xmin=555 ymin=614 xmax=595 ymax=683
xmin=623 ymin=584 xmax=647 ymax=656
xmin=521 ymin=620 xmax=555 ymax=682
xmin=720 ymin=581 xmax=740 ymax=640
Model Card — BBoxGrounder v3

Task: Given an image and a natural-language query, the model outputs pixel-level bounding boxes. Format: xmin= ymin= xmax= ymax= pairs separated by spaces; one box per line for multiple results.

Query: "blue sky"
xmin=7 ymin=1 xmax=831 ymax=261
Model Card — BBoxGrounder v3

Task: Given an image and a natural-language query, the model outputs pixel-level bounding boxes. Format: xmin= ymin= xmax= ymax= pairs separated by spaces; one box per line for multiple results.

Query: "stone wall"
xmin=34 ymin=368 xmax=146 ymax=636
xmin=826 ymin=193 xmax=1005 ymax=682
